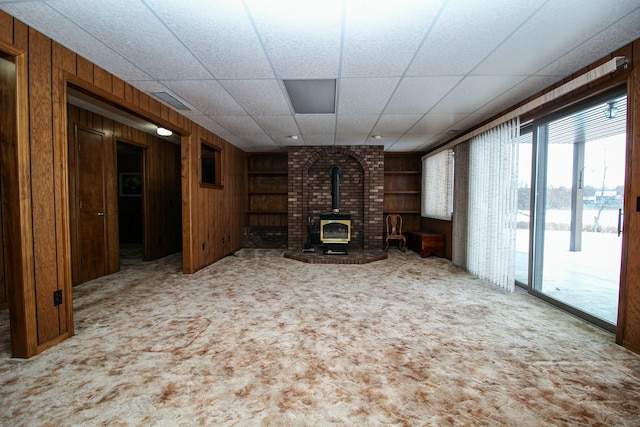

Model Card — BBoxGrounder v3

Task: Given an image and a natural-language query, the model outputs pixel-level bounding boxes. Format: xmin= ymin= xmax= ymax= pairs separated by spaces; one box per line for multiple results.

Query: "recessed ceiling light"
xmin=289 ymin=135 xmax=299 ymax=140
xmin=447 ymin=129 xmax=460 ymax=135
xmin=157 ymin=127 xmax=173 ymax=137
xmin=372 ymin=135 xmax=382 ymax=140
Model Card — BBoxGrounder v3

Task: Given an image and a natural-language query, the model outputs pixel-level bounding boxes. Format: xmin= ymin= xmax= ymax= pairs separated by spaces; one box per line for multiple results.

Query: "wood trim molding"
xmin=63 ymin=73 xmax=191 ymax=137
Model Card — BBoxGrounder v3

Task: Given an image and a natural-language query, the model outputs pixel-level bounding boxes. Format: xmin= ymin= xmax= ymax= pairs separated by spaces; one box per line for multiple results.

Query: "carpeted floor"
xmin=1 ymin=249 xmax=639 ymax=426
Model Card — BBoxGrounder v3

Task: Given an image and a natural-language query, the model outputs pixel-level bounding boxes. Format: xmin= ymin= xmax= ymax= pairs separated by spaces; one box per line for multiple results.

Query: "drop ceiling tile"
xmin=221 ymin=80 xmax=291 ymax=115
xmin=245 ymin=0 xmax=343 ymax=77
xmin=336 ymin=115 xmax=379 ymax=135
xmin=384 ymin=76 xmax=463 ymax=114
xmin=0 ymin=2 xmax=152 ymax=81
xmin=408 ymin=113 xmax=468 ymax=135
xmin=537 ymin=7 xmax=640 ymax=78
xmin=237 ymin=134 xmax=277 ymax=147
xmin=130 ymin=81 xmax=197 ymax=111
xmin=387 ymin=137 xmax=431 ymax=152
xmin=337 ymin=78 xmax=400 ymax=115
xmin=252 ymin=116 xmax=301 ymax=137
xmin=451 ymin=113 xmax=494 ymax=133
xmin=296 ymin=115 xmax=336 ymax=135
xmin=335 ymin=135 xmax=368 ymax=145
xmin=214 ymin=116 xmax=265 ymax=135
xmin=48 ymin=0 xmax=211 ymax=79
xmin=407 ymin=0 xmax=546 ymax=76
xmin=188 ymin=116 xmax=236 ymax=141
xmin=303 ymin=135 xmax=337 ymax=146
xmin=430 ymin=75 xmax=525 ymax=115
xmin=476 ymin=75 xmax=561 ymax=115
xmin=163 ymin=80 xmax=245 ymax=116
xmin=341 ymin=0 xmax=443 ymax=77
xmin=473 ymin=0 xmax=640 ymax=77
xmin=146 ymin=0 xmax=274 ymax=79
xmin=372 ymin=114 xmax=423 ymax=135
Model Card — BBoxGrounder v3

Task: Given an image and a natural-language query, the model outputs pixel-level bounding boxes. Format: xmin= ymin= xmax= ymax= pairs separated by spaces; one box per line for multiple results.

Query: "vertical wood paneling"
xmin=181 ymin=133 xmax=194 ymax=273
xmin=139 ymin=92 xmax=149 ymax=112
xmin=103 ymin=117 xmax=119 ymax=273
xmin=149 ymin=97 xmax=161 ymax=118
xmin=144 ymin=135 xmax=182 ymax=260
xmin=52 ymin=41 xmax=75 ymax=336
xmin=28 ymin=28 xmax=59 ymax=344
xmin=93 ymin=65 xmax=111 ymax=93
xmin=112 ymin=76 xmax=125 ymax=100
xmin=12 ymin=19 xmax=27 ymax=51
xmin=0 ymin=11 xmax=12 ymax=44
xmin=52 ymin=42 xmax=75 ymax=75
xmin=76 ymin=56 xmax=93 ymax=83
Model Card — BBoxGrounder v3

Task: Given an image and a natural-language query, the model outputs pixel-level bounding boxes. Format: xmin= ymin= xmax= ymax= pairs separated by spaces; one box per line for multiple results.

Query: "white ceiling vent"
xmin=151 ymin=92 xmax=191 ymax=111
xmin=283 ymin=79 xmax=336 ymax=114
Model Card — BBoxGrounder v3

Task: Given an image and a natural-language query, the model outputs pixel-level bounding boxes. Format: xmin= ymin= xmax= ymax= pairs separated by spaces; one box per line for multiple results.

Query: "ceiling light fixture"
xmin=157 ymin=127 xmax=173 ymax=137
xmin=289 ymin=135 xmax=299 ymax=140
xmin=372 ymin=135 xmax=382 ymax=140
xmin=604 ymin=102 xmax=618 ymax=119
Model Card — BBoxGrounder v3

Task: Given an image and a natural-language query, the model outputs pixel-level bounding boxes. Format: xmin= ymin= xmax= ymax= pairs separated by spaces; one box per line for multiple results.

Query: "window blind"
xmin=422 ymin=149 xmax=454 ymax=220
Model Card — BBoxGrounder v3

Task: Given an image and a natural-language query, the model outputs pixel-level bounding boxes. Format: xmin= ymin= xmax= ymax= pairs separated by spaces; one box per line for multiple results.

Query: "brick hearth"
xmin=288 ymin=146 xmax=384 ymax=251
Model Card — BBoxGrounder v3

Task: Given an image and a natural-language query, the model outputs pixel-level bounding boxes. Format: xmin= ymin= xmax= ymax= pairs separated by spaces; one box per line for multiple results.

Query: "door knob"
xmin=97 ymin=211 xmax=106 ymax=216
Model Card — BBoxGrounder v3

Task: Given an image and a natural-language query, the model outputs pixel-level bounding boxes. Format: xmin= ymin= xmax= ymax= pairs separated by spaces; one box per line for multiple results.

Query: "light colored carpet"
xmin=1 ymin=249 xmax=639 ymax=426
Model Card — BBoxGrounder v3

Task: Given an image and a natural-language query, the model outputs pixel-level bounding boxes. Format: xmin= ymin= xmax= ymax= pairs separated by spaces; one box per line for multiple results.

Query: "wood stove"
xmin=320 ymin=164 xmax=351 ymax=254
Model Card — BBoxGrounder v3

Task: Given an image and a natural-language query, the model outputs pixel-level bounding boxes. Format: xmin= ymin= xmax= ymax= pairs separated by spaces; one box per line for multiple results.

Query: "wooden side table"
xmin=408 ymin=231 xmax=444 ymax=258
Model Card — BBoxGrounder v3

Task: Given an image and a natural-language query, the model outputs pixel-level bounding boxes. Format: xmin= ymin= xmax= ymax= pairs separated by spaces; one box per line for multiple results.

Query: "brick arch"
xmin=288 ymin=146 xmax=384 ymax=251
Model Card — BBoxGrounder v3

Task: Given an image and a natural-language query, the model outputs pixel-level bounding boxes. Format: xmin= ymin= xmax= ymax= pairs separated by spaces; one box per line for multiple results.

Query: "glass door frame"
xmin=519 ymin=86 xmax=627 ymax=334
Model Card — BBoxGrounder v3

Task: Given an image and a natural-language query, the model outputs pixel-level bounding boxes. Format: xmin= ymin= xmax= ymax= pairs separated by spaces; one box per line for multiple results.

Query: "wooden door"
xmin=73 ymin=126 xmax=107 ymax=285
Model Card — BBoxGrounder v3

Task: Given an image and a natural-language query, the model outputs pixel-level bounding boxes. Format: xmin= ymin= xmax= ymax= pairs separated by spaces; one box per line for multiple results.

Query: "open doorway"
xmin=117 ymin=142 xmax=144 ymax=264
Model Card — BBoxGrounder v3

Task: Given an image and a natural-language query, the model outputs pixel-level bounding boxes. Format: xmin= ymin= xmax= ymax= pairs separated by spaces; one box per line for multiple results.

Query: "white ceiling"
xmin=2 ymin=0 xmax=639 ymax=152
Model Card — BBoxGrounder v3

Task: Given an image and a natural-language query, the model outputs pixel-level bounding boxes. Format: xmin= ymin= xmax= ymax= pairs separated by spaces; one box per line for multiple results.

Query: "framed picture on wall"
xmin=119 ymin=172 xmax=142 ymax=197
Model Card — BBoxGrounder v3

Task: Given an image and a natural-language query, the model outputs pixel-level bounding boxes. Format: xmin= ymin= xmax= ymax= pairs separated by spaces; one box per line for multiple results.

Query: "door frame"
xmin=0 ymin=43 xmax=39 ymax=357
xmin=524 ymin=86 xmax=628 ymax=333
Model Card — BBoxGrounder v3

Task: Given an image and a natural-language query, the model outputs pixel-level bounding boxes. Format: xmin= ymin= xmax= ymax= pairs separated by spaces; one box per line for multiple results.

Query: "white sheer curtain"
xmin=466 ymin=118 xmax=520 ymax=292
xmin=422 ymin=149 xmax=454 ymax=220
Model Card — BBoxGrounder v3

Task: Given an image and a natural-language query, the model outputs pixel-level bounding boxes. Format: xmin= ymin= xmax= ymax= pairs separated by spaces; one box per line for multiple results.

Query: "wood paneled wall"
xmin=182 ymin=130 xmax=246 ymax=273
xmin=67 ymin=104 xmax=183 ymax=271
xmin=0 ymin=11 xmax=246 ymax=357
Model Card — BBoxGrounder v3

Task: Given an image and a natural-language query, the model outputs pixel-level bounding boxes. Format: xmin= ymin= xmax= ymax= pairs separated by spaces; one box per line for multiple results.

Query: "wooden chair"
xmin=385 ymin=214 xmax=406 ymax=252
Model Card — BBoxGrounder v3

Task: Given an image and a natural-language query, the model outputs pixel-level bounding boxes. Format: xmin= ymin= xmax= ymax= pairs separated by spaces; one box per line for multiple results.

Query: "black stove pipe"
xmin=329 ymin=164 xmax=342 ymax=212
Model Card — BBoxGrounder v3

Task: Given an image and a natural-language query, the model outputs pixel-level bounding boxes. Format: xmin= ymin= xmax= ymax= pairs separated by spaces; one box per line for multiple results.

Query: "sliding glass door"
xmin=525 ymin=90 xmax=627 ymax=331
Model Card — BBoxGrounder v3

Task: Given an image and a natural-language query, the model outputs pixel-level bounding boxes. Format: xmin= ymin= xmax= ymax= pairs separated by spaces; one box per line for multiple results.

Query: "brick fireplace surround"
xmin=288 ymin=146 xmax=385 ymax=251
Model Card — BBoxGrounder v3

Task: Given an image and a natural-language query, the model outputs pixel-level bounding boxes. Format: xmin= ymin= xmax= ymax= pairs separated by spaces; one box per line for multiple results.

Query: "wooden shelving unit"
xmin=383 ymin=153 xmax=423 ymax=232
xmin=247 ymin=153 xmax=288 ymax=227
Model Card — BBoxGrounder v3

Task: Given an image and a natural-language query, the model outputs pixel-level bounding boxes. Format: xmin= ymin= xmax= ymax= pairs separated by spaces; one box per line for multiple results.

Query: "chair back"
xmin=386 ymin=214 xmax=403 ymax=236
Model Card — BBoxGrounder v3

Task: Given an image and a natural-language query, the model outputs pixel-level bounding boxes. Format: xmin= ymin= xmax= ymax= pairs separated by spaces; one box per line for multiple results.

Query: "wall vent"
xmin=151 ymin=92 xmax=191 ymax=111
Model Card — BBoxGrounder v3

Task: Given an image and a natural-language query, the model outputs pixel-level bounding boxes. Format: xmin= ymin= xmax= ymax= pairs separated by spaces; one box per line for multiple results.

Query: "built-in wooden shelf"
xmin=247 ymin=153 xmax=288 ymax=227
xmin=383 ymin=153 xmax=424 ymax=233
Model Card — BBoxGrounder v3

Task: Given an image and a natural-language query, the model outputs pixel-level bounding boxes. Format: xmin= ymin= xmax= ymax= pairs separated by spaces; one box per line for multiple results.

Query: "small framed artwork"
xmin=119 ymin=172 xmax=142 ymax=197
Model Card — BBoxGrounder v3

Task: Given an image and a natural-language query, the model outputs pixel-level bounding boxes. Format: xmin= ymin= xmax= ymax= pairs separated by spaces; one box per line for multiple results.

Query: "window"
xmin=200 ymin=141 xmax=223 ymax=188
xmin=422 ymin=149 xmax=454 ymax=220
